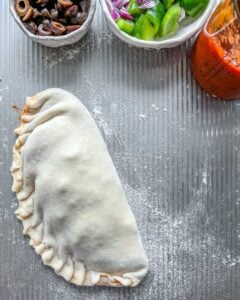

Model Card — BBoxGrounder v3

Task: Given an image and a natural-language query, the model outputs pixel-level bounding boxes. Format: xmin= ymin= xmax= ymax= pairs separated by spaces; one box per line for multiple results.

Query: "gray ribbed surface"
xmin=1 ymin=1 xmax=240 ymax=300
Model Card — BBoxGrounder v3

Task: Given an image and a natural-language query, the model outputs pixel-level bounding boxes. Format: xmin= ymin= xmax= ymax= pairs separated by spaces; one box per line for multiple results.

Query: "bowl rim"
xmin=9 ymin=0 xmax=96 ymax=41
xmin=100 ymin=0 xmax=219 ymax=48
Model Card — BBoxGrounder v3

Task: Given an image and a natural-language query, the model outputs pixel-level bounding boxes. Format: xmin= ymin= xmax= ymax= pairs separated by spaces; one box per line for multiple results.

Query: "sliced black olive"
xmin=66 ymin=24 xmax=81 ymax=32
xmin=38 ymin=23 xmax=52 ymax=35
xmin=80 ymin=0 xmax=88 ymax=12
xmin=41 ymin=8 xmax=51 ymax=17
xmin=15 ymin=0 xmax=31 ymax=17
xmin=57 ymin=0 xmax=73 ymax=8
xmin=42 ymin=18 xmax=51 ymax=29
xmin=24 ymin=21 xmax=37 ymax=34
xmin=50 ymin=8 xmax=59 ymax=19
xmin=70 ymin=11 xmax=87 ymax=25
xmin=65 ymin=5 xmax=78 ymax=18
xmin=32 ymin=8 xmax=42 ymax=18
xmin=22 ymin=7 xmax=33 ymax=21
xmin=50 ymin=21 xmax=66 ymax=35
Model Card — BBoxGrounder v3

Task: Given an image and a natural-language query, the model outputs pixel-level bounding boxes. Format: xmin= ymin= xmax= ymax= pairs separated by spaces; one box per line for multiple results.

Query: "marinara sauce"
xmin=191 ymin=0 xmax=240 ymax=100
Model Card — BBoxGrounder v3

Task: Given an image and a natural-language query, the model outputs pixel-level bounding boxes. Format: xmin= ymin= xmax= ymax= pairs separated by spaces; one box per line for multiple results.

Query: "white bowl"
xmin=100 ymin=0 xmax=219 ymax=49
xmin=10 ymin=0 xmax=96 ymax=47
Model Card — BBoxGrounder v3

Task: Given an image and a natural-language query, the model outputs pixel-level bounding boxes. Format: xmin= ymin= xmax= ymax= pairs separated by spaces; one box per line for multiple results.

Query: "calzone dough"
xmin=11 ymin=88 xmax=149 ymax=287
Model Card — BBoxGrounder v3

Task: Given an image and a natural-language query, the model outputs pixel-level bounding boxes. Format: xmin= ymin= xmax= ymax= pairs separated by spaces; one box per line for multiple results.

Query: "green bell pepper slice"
xmin=128 ymin=0 xmax=143 ymax=16
xmin=116 ymin=18 xmax=135 ymax=34
xmin=181 ymin=0 xmax=209 ymax=17
xmin=146 ymin=1 xmax=165 ymax=34
xmin=164 ymin=0 xmax=175 ymax=9
xmin=132 ymin=15 xmax=155 ymax=40
xmin=159 ymin=3 xmax=181 ymax=37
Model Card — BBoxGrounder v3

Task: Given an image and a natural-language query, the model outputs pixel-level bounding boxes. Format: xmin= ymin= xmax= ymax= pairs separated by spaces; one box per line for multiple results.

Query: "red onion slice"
xmin=106 ymin=0 xmax=132 ymax=21
xmin=139 ymin=0 xmax=156 ymax=9
xmin=111 ymin=9 xmax=120 ymax=20
xmin=119 ymin=7 xmax=133 ymax=20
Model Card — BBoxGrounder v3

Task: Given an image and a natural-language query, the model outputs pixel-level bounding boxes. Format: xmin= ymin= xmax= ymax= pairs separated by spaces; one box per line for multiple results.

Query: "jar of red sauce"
xmin=191 ymin=0 xmax=240 ymax=100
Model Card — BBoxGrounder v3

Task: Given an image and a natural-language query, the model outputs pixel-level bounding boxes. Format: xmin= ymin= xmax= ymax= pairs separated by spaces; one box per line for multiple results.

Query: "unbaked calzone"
xmin=11 ymin=88 xmax=148 ymax=287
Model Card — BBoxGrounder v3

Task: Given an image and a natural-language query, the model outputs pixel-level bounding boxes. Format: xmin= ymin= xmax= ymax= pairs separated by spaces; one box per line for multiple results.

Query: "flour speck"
xmin=139 ymin=114 xmax=147 ymax=119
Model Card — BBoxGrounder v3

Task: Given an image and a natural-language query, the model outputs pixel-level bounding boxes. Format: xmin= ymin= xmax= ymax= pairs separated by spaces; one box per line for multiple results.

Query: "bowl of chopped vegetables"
xmin=100 ymin=0 xmax=217 ymax=48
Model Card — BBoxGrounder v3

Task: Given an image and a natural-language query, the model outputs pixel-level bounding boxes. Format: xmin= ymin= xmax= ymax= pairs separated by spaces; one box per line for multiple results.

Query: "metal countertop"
xmin=0 ymin=1 xmax=240 ymax=299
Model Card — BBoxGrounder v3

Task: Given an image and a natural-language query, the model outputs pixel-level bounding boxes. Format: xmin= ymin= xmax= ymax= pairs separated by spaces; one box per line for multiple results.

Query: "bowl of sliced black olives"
xmin=10 ymin=0 xmax=96 ymax=47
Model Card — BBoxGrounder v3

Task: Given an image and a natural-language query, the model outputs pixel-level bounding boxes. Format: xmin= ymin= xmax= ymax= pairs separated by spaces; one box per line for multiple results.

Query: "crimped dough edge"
xmin=10 ymin=89 xmax=148 ymax=287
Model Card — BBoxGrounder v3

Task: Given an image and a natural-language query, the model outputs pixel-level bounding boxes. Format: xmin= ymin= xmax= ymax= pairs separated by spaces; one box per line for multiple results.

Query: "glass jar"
xmin=191 ymin=0 xmax=240 ymax=100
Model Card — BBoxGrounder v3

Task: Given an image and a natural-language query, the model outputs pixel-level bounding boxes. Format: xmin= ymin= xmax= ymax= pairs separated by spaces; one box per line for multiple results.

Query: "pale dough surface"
xmin=11 ymin=88 xmax=149 ymax=287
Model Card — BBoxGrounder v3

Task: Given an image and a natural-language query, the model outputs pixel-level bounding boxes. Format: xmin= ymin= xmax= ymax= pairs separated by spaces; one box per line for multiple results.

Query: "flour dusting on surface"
xmin=122 ymin=167 xmax=239 ymax=299
xmin=1 ymin=2 xmax=240 ymax=299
